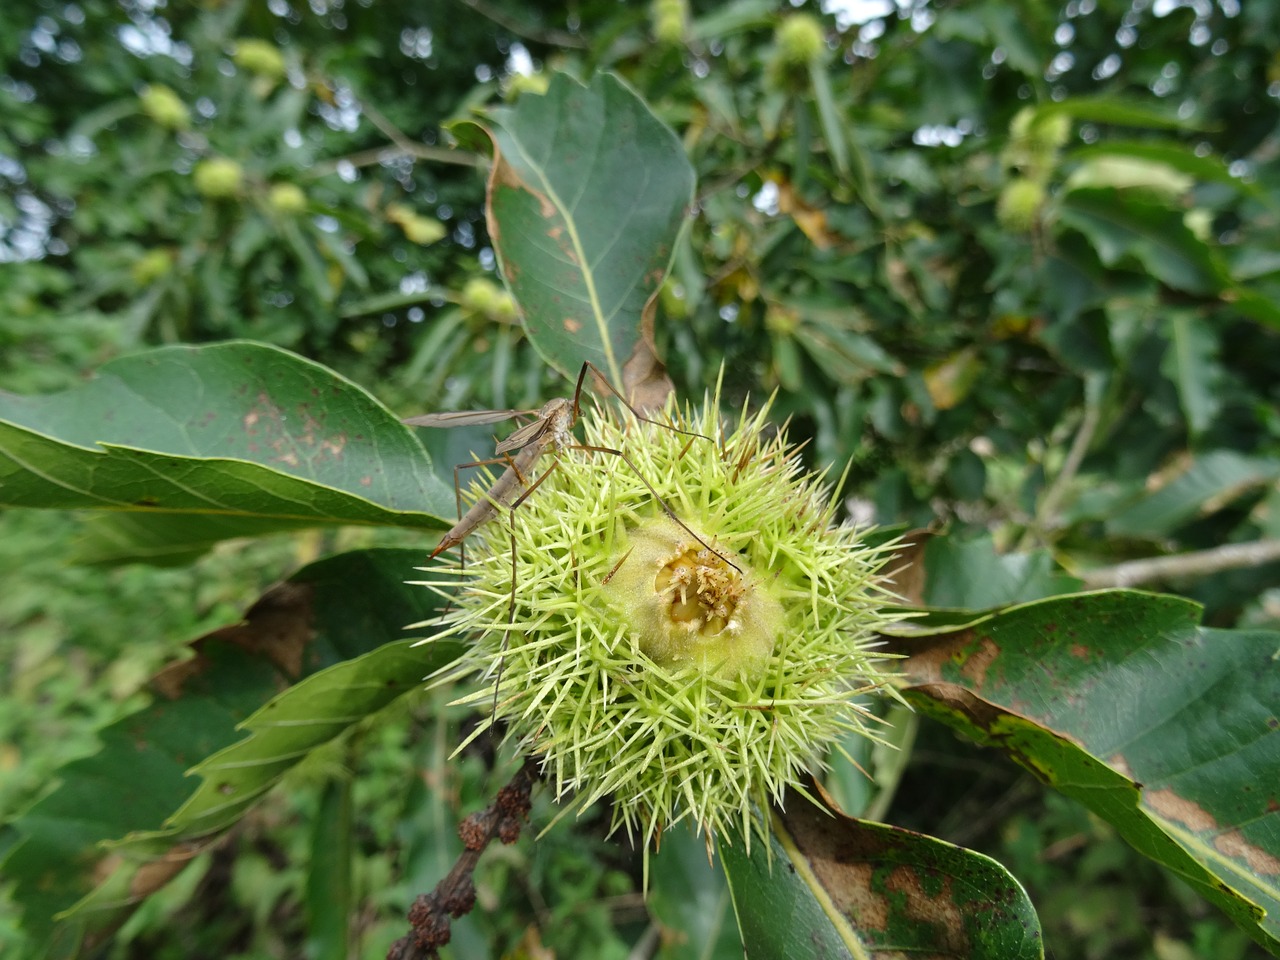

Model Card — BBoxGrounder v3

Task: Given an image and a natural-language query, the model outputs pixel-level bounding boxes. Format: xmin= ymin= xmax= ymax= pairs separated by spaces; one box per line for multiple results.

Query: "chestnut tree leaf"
xmin=0 ymin=341 xmax=456 ymax=563
xmin=457 ymin=72 xmax=695 ymax=386
xmin=720 ymin=787 xmax=1043 ymax=959
xmin=895 ymin=590 xmax=1280 ymax=954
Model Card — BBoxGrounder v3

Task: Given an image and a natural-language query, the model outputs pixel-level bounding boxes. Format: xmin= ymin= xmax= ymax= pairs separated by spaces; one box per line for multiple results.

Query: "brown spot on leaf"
xmin=959 ymin=638 xmax=998 ymax=687
xmin=129 ymin=842 xmax=203 ymax=899
xmin=563 ymin=317 xmax=582 ymax=334
xmin=891 ymin=631 xmax=971 ymax=685
xmin=1144 ymin=788 xmax=1218 ymax=833
xmin=843 ymin=863 xmax=885 ymax=928
xmin=897 ymin=629 xmax=999 ymax=690
xmin=150 ymin=582 xmax=316 ymax=698
xmin=780 ymin=784 xmax=973 ymax=956
xmin=1214 ymin=830 xmax=1280 ymax=875
xmin=1108 ymin=753 xmax=1137 ymax=780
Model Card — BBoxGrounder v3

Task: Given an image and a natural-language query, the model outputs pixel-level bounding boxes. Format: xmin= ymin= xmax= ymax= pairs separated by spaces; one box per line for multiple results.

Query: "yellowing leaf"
xmin=924 ymin=347 xmax=982 ymax=410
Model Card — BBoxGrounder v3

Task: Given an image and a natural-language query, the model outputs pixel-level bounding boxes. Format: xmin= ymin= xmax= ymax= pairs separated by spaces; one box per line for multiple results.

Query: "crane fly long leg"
xmin=569 ymin=442 xmax=741 ymax=574
xmin=602 ymin=547 xmax=635 ymax=585
xmin=490 ymin=458 xmax=564 ymax=730
xmin=401 ymin=408 xmax=536 ymax=429
xmin=574 ymin=360 xmax=715 ymax=445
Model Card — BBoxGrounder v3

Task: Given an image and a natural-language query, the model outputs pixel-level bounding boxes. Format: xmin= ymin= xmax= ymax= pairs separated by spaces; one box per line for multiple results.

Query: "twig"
xmin=625 ymin=921 xmax=663 ymax=960
xmin=1018 ymin=389 xmax=1102 ymax=552
xmin=1079 ymin=539 xmax=1280 ymax=589
xmin=360 ymin=99 xmax=441 ymax=160
xmin=454 ymin=0 xmax=588 ymax=48
xmin=387 ymin=757 xmax=540 ymax=960
xmin=308 ymin=143 xmax=480 ymax=179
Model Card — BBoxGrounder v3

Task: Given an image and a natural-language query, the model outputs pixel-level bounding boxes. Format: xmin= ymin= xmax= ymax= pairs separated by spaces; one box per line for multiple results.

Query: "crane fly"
xmin=404 ymin=393 xmax=576 ymax=560
xmin=404 ymin=361 xmax=740 ymax=730
xmin=404 ymin=361 xmax=737 ymax=571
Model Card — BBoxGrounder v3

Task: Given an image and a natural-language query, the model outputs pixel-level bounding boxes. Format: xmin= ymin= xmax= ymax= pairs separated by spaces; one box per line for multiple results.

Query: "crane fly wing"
xmin=494 ymin=417 xmax=554 ymax=454
xmin=401 ymin=409 xmax=534 ymax=428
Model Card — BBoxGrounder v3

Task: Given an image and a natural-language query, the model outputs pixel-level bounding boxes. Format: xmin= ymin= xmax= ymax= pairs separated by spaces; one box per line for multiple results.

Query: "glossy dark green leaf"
xmin=1 ymin=548 xmax=459 ymax=953
xmin=463 ymin=72 xmax=696 ymax=386
xmin=0 ymin=342 xmax=455 ymax=562
xmin=720 ymin=790 xmax=1043 ymax=959
xmin=152 ymin=640 xmax=438 ymax=841
xmin=896 ymin=591 xmax=1280 ymax=953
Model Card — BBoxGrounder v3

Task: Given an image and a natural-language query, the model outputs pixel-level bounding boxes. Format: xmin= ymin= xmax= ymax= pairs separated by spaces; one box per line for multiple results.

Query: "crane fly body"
xmin=404 ymin=396 xmax=576 ymax=559
xmin=404 ymin=362 xmax=739 ymax=567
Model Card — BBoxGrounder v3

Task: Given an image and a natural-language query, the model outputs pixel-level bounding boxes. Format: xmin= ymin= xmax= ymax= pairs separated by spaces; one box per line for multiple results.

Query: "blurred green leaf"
xmin=809 ymin=61 xmax=849 ymax=180
xmin=981 ymin=2 xmax=1045 ymax=78
xmin=648 ymin=826 xmax=742 ymax=960
xmin=1065 ymin=141 xmax=1268 ymax=201
xmin=921 ymin=535 xmax=1083 ymax=608
xmin=1 ymin=548 xmax=456 ymax=952
xmin=688 ymin=0 xmax=776 ymax=41
xmin=1160 ymin=312 xmax=1223 ymax=438
xmin=1059 ymin=187 xmax=1227 ymax=295
xmin=1040 ymin=96 xmax=1205 ymax=131
xmin=1107 ymin=451 xmax=1280 ymax=539
xmin=306 ymin=776 xmax=354 ymax=960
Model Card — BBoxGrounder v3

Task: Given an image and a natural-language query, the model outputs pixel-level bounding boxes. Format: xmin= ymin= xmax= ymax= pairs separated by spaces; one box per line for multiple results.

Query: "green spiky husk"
xmin=419 ymin=393 xmax=903 ymax=850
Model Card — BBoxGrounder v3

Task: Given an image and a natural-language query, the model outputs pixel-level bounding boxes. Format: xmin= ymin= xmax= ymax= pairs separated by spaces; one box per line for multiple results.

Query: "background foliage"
xmin=2 ymin=0 xmax=1278 ymax=957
